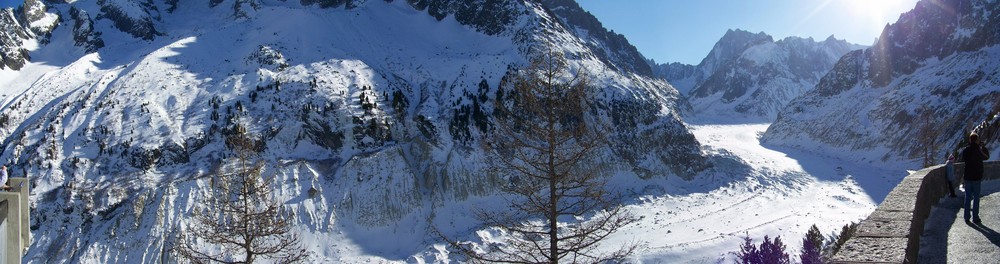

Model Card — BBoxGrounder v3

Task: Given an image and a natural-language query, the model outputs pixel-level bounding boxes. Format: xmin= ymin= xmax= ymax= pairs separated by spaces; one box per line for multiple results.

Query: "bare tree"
xmin=916 ymin=106 xmax=942 ymax=167
xmin=449 ymin=50 xmax=639 ymax=264
xmin=916 ymin=106 xmax=962 ymax=167
xmin=175 ymin=124 xmax=308 ymax=264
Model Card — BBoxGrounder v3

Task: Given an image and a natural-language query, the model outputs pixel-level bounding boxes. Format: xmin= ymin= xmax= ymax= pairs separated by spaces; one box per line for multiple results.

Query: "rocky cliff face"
xmin=652 ymin=29 xmax=861 ymax=121
xmin=650 ymin=61 xmax=696 ymax=94
xmin=69 ymin=7 xmax=105 ymax=53
xmin=96 ymin=0 xmax=162 ymax=40
xmin=0 ymin=6 xmax=34 ymax=71
xmin=0 ymin=0 xmax=708 ymax=262
xmin=0 ymin=0 xmax=65 ymax=70
xmin=762 ymin=0 xmax=1000 ymax=164
xmin=538 ymin=0 xmax=653 ymax=77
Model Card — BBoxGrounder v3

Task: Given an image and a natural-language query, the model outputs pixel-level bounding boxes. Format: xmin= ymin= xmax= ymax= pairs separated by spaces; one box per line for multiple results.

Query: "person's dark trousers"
xmin=965 ymin=180 xmax=982 ymax=222
xmin=947 ymin=180 xmax=957 ymax=197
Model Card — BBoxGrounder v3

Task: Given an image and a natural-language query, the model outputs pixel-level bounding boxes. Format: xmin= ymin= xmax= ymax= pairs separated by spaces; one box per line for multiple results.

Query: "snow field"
xmin=600 ymin=124 xmax=906 ymax=263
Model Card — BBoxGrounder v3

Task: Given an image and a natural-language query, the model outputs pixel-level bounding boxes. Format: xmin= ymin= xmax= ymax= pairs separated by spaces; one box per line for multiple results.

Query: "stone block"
xmin=867 ymin=209 xmax=912 ymax=221
xmin=877 ymin=191 xmax=916 ymax=212
xmin=896 ymin=177 xmax=924 ymax=191
xmin=831 ymin=237 xmax=907 ymax=263
xmin=856 ymin=219 xmax=911 ymax=238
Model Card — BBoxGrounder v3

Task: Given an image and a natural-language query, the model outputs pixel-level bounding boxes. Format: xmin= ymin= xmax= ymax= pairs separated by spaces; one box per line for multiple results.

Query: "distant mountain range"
xmin=651 ymin=29 xmax=864 ymax=121
xmin=762 ymin=0 xmax=1000 ymax=164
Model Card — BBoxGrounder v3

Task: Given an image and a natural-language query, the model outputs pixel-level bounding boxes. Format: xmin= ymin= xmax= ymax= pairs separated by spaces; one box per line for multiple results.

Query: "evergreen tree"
xmin=800 ymin=225 xmax=823 ymax=264
xmin=823 ymin=222 xmax=859 ymax=261
xmin=758 ymin=236 xmax=790 ymax=264
xmin=737 ymin=234 xmax=790 ymax=264
xmin=738 ymin=236 xmax=760 ymax=264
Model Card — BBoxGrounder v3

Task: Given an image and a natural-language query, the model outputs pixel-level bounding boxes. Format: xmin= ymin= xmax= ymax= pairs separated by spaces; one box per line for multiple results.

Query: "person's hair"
xmin=970 ymin=133 xmax=979 ymax=143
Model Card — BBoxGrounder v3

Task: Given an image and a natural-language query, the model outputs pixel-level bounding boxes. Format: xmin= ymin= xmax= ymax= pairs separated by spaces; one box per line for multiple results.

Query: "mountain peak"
xmin=663 ymin=29 xmax=863 ymax=121
xmin=824 ymin=34 xmax=838 ymax=43
xmin=721 ymin=28 xmax=774 ymax=44
xmin=704 ymin=29 xmax=774 ymax=66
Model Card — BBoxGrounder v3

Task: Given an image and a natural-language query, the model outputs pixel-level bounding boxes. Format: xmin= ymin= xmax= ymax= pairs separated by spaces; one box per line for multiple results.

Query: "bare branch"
xmin=175 ymin=127 xmax=309 ymax=263
xmin=441 ymin=49 xmax=640 ymax=264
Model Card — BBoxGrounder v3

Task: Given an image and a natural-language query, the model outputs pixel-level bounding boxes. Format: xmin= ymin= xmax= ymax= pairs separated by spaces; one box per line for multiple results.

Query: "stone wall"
xmin=831 ymin=161 xmax=1000 ymax=263
xmin=0 ymin=177 xmax=29 ymax=264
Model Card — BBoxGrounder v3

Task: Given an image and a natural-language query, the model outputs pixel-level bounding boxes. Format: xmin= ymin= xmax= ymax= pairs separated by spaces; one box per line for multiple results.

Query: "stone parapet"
xmin=831 ymin=161 xmax=999 ymax=263
xmin=0 ymin=177 xmax=29 ymax=264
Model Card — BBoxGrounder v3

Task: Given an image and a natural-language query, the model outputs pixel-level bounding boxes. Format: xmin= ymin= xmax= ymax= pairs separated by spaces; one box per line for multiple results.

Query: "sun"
xmin=843 ymin=0 xmax=917 ymax=32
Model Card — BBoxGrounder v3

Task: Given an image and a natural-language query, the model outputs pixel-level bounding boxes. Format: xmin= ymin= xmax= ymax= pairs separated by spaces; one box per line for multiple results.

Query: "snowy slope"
xmin=763 ymin=0 xmax=1000 ymax=165
xmin=427 ymin=123 xmax=907 ymax=263
xmin=0 ymin=0 xmax=711 ymax=262
xmin=606 ymin=123 xmax=906 ymax=263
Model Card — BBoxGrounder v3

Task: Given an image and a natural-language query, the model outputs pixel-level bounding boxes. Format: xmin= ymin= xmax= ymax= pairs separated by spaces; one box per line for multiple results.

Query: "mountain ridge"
xmin=651 ymin=29 xmax=863 ymax=121
xmin=762 ymin=0 xmax=1000 ymax=164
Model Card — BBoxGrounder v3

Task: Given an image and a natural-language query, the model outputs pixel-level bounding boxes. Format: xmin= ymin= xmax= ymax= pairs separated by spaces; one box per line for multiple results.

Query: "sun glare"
xmin=844 ymin=0 xmax=916 ymax=33
xmin=845 ymin=0 xmax=889 ymax=31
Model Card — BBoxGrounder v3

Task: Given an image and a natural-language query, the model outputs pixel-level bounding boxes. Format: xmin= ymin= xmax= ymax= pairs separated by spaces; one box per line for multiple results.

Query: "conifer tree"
xmin=737 ymin=234 xmax=790 ymax=264
xmin=800 ymin=225 xmax=823 ymax=264
xmin=823 ymin=222 xmax=859 ymax=261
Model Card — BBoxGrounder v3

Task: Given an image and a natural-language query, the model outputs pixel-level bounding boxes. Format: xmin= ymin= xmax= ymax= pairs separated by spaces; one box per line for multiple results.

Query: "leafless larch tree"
xmin=175 ymin=124 xmax=308 ymax=264
xmin=448 ymin=50 xmax=640 ymax=264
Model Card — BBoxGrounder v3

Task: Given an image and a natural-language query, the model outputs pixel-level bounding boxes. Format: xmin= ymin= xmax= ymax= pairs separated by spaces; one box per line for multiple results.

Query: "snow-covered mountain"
xmin=762 ymin=0 xmax=1000 ymax=164
xmin=0 ymin=0 xmax=710 ymax=262
xmin=652 ymin=29 xmax=862 ymax=121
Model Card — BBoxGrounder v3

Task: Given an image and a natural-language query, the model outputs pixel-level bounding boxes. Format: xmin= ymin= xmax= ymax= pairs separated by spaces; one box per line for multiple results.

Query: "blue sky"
xmin=0 ymin=0 xmax=18 ymax=9
xmin=577 ymin=0 xmax=920 ymax=65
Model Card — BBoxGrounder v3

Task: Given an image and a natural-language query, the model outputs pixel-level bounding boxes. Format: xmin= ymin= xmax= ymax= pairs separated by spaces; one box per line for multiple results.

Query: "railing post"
xmin=8 ymin=177 xmax=29 ymax=252
xmin=0 ymin=200 xmax=8 ymax=263
xmin=0 ymin=192 xmax=21 ymax=264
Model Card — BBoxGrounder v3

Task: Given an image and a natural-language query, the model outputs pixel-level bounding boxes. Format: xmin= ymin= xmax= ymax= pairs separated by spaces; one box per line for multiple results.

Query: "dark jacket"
xmin=962 ymin=142 xmax=991 ymax=181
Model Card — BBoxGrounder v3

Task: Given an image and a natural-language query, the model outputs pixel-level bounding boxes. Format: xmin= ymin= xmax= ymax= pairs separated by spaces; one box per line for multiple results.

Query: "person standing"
xmin=962 ymin=133 xmax=991 ymax=224
xmin=945 ymin=153 xmax=958 ymax=198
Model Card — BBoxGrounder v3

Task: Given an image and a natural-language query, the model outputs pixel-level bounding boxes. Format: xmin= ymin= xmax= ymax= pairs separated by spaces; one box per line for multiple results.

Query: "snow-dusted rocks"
xmin=97 ymin=0 xmax=161 ymax=41
xmin=0 ymin=8 xmax=32 ymax=70
xmin=70 ymin=7 xmax=105 ymax=53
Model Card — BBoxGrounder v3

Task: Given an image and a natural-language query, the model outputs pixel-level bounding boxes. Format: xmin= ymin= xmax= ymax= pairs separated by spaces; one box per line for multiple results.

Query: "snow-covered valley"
xmin=351 ymin=123 xmax=913 ymax=263
xmin=604 ymin=123 xmax=908 ymax=263
xmin=272 ymin=123 xmax=911 ymax=263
